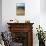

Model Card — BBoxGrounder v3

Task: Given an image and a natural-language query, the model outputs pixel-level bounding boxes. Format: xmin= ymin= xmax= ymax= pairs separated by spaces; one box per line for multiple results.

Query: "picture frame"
xmin=16 ymin=3 xmax=25 ymax=16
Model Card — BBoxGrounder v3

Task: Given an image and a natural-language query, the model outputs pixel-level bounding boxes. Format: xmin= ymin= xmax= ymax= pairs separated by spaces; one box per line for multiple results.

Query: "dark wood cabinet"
xmin=7 ymin=23 xmax=34 ymax=46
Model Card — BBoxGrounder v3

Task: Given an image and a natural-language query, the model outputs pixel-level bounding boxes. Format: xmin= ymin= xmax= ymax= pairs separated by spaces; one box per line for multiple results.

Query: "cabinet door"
xmin=11 ymin=32 xmax=28 ymax=46
xmin=11 ymin=32 xmax=33 ymax=46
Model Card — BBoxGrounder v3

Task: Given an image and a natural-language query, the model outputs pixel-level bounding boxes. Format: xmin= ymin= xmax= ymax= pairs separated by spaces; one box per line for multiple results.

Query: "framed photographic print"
xmin=16 ymin=3 xmax=25 ymax=16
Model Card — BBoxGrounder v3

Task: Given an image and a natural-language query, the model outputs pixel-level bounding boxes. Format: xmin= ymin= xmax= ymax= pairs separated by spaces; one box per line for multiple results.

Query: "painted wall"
xmin=40 ymin=0 xmax=46 ymax=31
xmin=2 ymin=0 xmax=46 ymax=46
xmin=2 ymin=0 xmax=40 ymax=31
xmin=0 ymin=0 xmax=2 ymax=32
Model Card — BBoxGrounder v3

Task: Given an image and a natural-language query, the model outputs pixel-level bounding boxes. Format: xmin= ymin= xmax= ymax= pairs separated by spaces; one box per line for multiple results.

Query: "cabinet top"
xmin=7 ymin=23 xmax=34 ymax=25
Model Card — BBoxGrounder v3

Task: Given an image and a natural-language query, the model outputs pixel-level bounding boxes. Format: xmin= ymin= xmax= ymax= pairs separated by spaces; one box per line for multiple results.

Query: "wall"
xmin=2 ymin=0 xmax=40 ymax=30
xmin=2 ymin=0 xmax=46 ymax=46
xmin=0 ymin=0 xmax=2 ymax=32
xmin=40 ymin=0 xmax=46 ymax=31
xmin=40 ymin=0 xmax=46 ymax=13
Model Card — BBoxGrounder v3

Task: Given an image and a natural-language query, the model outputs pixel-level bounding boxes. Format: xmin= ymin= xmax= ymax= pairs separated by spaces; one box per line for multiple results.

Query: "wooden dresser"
xmin=7 ymin=23 xmax=34 ymax=46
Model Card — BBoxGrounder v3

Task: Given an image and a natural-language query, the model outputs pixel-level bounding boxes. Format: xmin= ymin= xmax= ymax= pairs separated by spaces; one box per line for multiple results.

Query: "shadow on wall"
xmin=0 ymin=0 xmax=2 ymax=32
xmin=40 ymin=0 xmax=46 ymax=13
